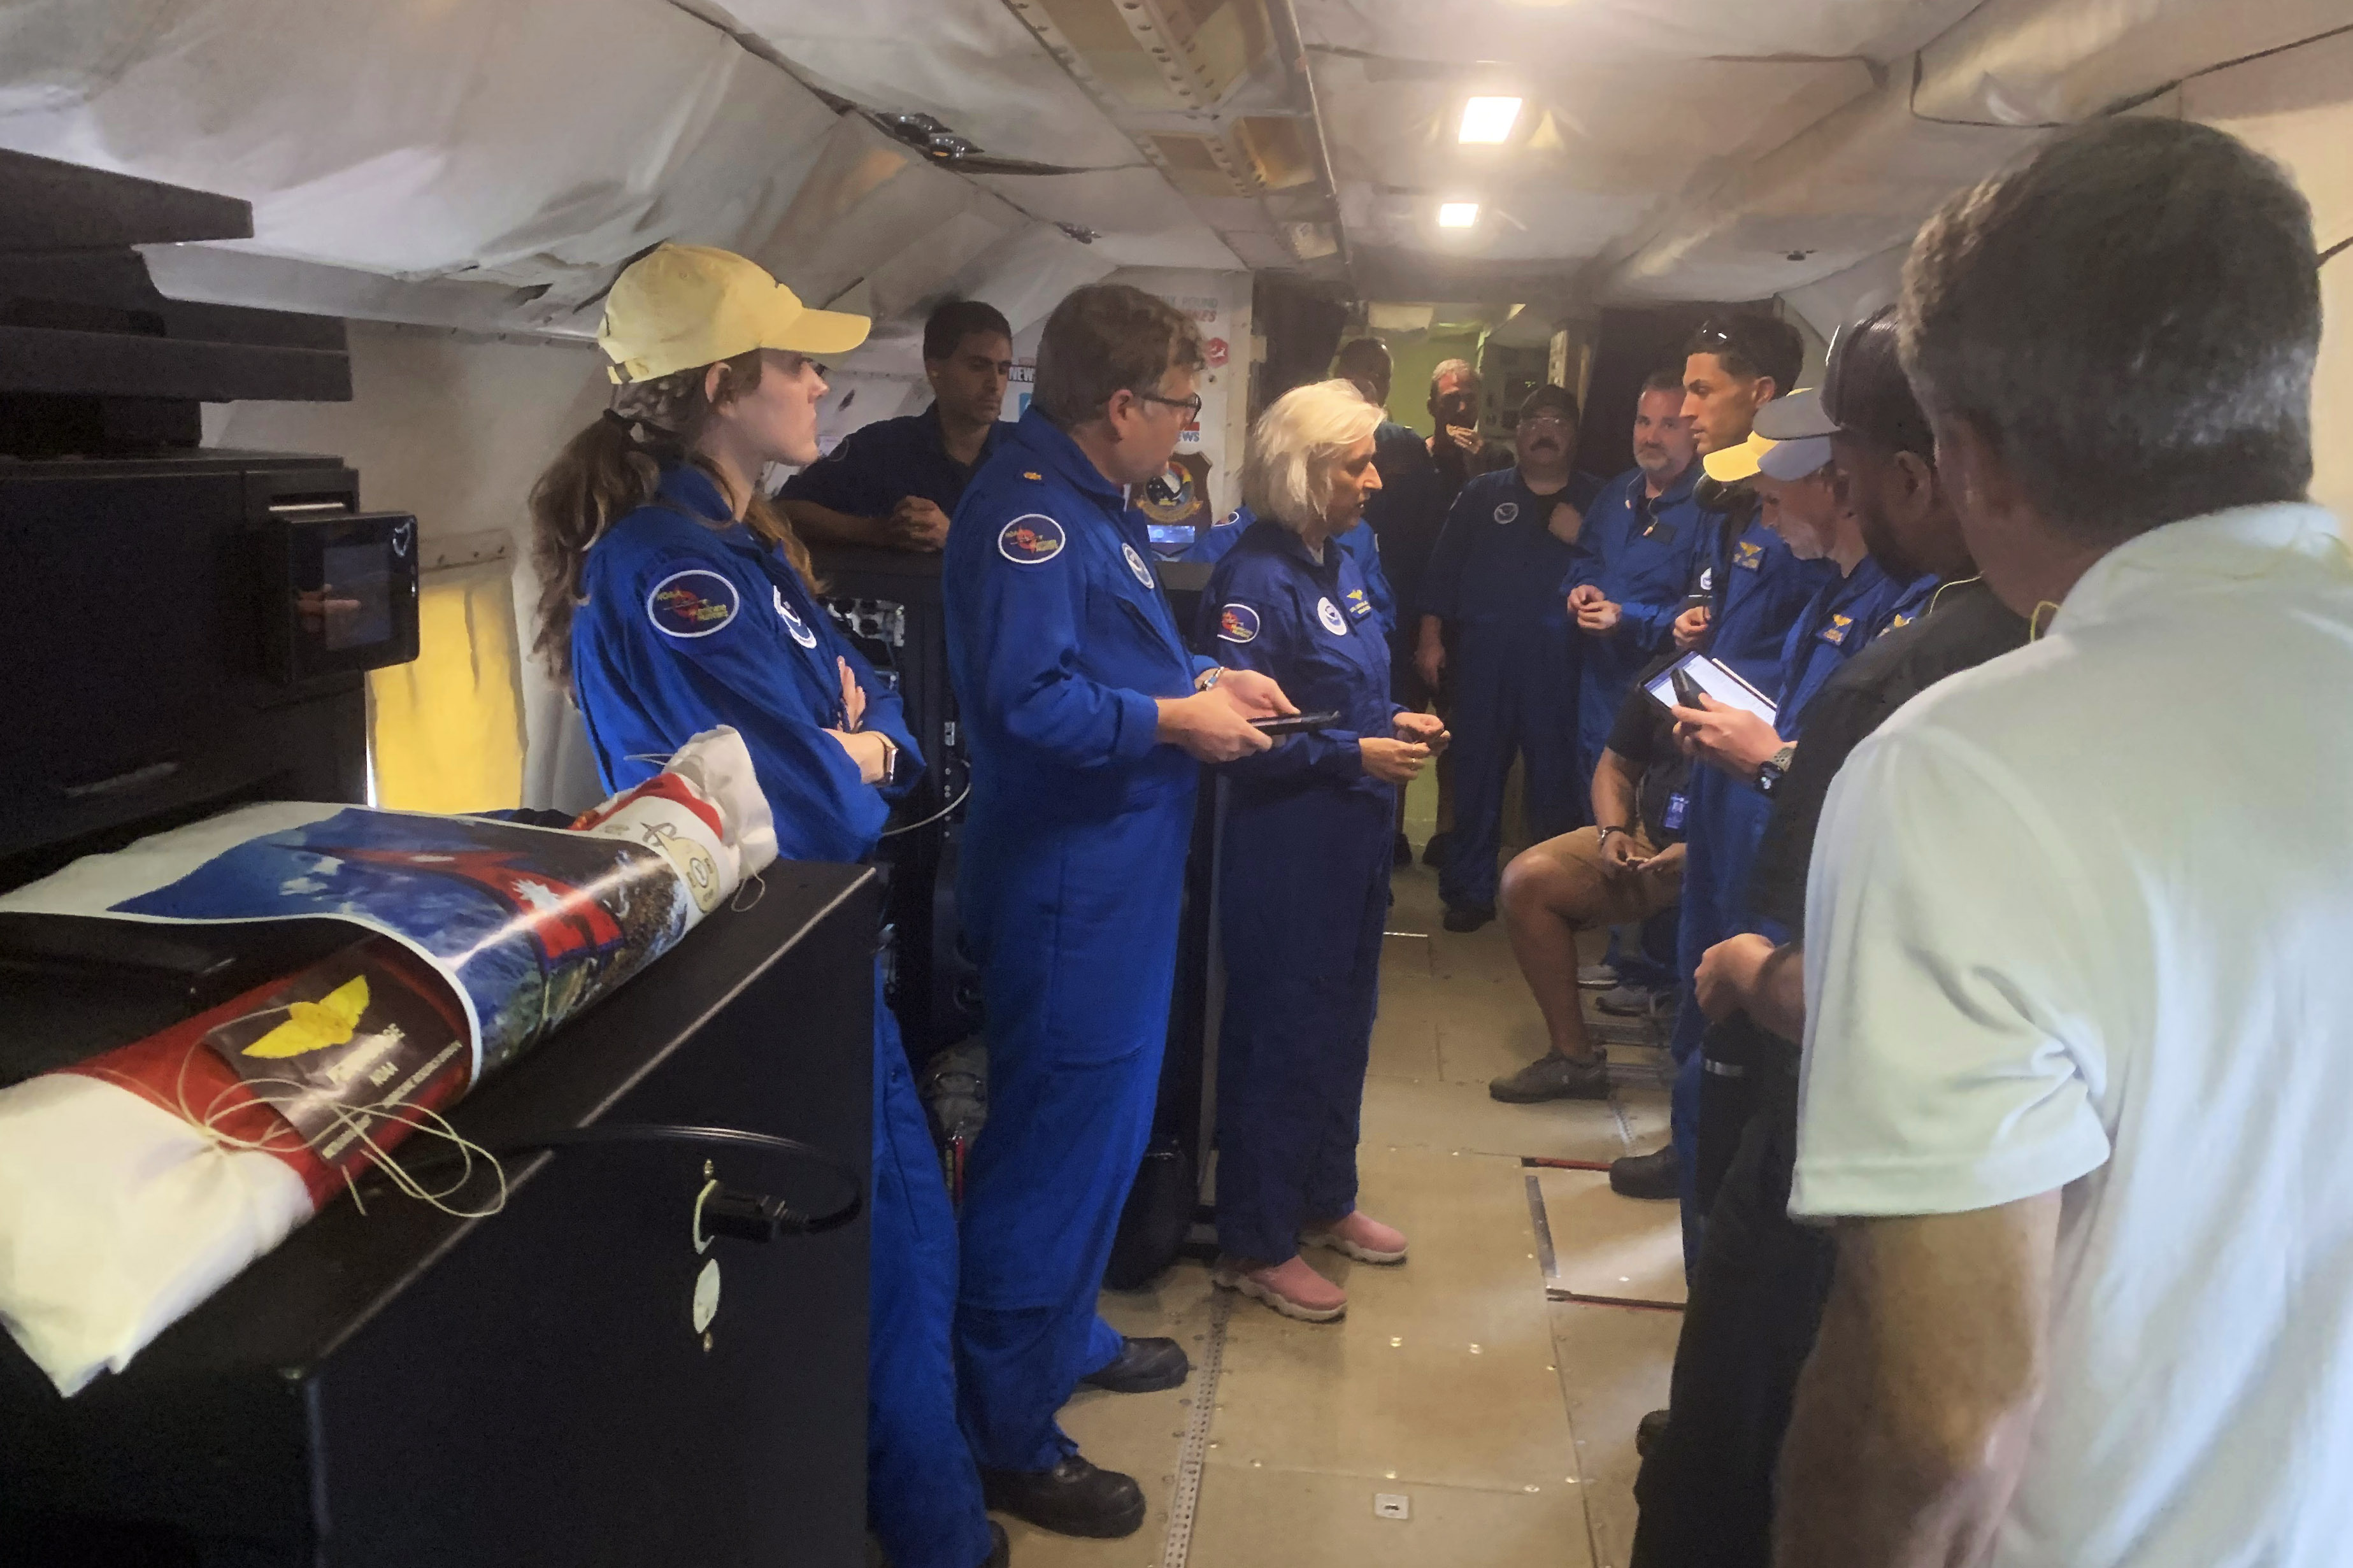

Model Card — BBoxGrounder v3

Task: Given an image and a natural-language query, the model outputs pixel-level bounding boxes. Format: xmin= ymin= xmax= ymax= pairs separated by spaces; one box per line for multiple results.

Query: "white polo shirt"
xmin=1794 ymin=502 xmax=2353 ymax=1568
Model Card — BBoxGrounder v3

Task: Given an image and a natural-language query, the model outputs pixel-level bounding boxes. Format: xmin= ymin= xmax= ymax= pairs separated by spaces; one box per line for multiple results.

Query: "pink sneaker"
xmin=1213 ymin=1255 xmax=1347 ymax=1322
xmin=1301 ymin=1210 xmax=1408 ymax=1265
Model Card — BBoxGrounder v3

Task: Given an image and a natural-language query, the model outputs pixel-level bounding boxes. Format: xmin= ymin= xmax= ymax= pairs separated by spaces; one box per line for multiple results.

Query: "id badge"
xmin=1662 ymin=792 xmax=1689 ymax=832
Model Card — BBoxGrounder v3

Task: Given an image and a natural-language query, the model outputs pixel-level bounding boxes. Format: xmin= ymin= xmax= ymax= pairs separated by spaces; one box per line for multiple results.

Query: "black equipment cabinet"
xmin=808 ymin=545 xmax=975 ymax=1064
xmin=0 ymin=866 xmax=880 ymax=1568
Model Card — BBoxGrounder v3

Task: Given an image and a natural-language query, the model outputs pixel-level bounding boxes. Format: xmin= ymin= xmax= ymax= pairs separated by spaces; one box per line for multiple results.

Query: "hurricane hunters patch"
xmin=1217 ymin=602 xmax=1262 ymax=644
xmin=998 ymin=514 xmax=1066 ymax=564
xmin=647 ymin=569 xmax=740 ymax=639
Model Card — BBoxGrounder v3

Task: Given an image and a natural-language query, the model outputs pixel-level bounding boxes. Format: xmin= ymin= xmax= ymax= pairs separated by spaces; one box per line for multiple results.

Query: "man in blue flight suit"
xmin=1413 ymin=383 xmax=1603 ymax=931
xmin=1658 ymin=425 xmax=1930 ymax=1264
xmin=780 ymin=299 xmax=1016 ymax=552
xmin=1556 ymin=367 xmax=1706 ymax=1011
xmin=1563 ymin=368 xmax=1707 ymax=804
xmin=1334 ymin=336 xmax=1451 ymax=864
xmin=1606 ymin=317 xmax=1827 ymax=1212
xmin=943 ymin=283 xmax=1295 ymax=1539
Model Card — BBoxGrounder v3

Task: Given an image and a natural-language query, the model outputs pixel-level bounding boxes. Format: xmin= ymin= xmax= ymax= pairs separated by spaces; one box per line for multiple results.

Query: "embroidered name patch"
xmin=1217 ymin=602 xmax=1261 ymax=643
xmin=1492 ymin=501 xmax=1520 ymax=525
xmin=1317 ymin=596 xmax=1348 ymax=635
xmin=1733 ymin=539 xmax=1764 ymax=571
xmin=1345 ymin=587 xmax=1374 ymax=618
xmin=1819 ymin=612 xmax=1853 ymax=646
xmin=999 ymin=514 xmax=1066 ymax=564
xmin=1122 ymin=541 xmax=1156 ymax=587
xmin=773 ymin=585 xmax=818 ymax=648
xmin=647 ymin=569 xmax=740 ymax=639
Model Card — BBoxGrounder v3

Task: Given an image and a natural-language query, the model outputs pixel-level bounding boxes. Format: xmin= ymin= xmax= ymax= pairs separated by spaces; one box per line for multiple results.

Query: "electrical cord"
xmin=880 ymin=780 xmax=971 ymax=838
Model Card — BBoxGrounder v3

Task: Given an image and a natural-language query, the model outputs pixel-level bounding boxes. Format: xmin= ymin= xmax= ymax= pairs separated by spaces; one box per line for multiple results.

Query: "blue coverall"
xmin=1666 ymin=548 xmax=1927 ymax=1264
xmin=1561 ymin=462 xmax=1710 ymax=790
xmin=1558 ymin=461 xmax=1710 ymax=988
xmin=569 ymin=466 xmax=991 ymax=1568
xmin=1196 ymin=518 xmax=1401 ymax=1263
xmin=943 ymin=408 xmax=1217 ymax=1473
xmin=1420 ymin=466 xmax=1604 ymax=911
xmin=1187 ymin=506 xmax=1397 ymax=639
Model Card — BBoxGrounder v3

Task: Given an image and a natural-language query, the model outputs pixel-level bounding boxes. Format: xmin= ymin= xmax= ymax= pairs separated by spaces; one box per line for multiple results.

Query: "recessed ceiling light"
xmin=1459 ymin=97 xmax=1522 ymax=144
xmin=1438 ymin=202 xmax=1480 ymax=229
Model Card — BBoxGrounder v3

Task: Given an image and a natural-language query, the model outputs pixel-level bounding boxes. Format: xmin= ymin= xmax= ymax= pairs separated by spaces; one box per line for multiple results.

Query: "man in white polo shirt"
xmin=1775 ymin=117 xmax=2353 ymax=1567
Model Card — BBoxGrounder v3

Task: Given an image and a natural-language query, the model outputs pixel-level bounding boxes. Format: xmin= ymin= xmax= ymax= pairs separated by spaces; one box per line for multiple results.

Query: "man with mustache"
xmin=1413 ymin=384 xmax=1599 ymax=930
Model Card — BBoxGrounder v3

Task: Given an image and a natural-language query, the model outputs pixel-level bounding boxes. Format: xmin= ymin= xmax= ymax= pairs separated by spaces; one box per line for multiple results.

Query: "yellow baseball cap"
xmin=1702 ymin=429 xmax=1775 ymax=483
xmin=597 ymin=244 xmax=870 ymax=384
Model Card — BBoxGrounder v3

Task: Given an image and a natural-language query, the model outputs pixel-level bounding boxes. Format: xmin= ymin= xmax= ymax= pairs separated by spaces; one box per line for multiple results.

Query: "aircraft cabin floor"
xmin=1005 ymin=809 xmax=1688 ymax=1568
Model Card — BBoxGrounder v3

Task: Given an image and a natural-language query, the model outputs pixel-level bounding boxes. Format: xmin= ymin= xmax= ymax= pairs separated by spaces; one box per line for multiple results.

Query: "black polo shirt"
xmin=1746 ymin=578 xmax=2030 ymax=936
xmin=1603 ymin=652 xmax=1691 ymax=846
xmin=780 ymin=402 xmax=1013 ymax=518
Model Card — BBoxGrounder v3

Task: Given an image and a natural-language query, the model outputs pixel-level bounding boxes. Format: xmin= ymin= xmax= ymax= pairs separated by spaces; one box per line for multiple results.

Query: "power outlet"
xmin=1373 ymin=1493 xmax=1410 ymax=1521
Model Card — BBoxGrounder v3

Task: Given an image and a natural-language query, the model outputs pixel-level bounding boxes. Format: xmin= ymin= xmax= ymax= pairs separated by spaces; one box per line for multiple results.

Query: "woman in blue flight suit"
xmin=528 ymin=245 xmax=1003 ymax=1568
xmin=1184 ymin=502 xmax=1398 ymax=639
xmin=1196 ymin=381 xmax=1447 ymax=1323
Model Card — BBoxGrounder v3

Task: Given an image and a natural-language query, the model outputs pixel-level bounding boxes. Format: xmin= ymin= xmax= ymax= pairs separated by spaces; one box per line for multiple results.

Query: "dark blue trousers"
xmin=1667 ymin=766 xmax=1773 ymax=1270
xmin=868 ymin=969 xmax=992 ymax=1568
xmin=1440 ymin=617 xmax=1585 ymax=910
xmin=1213 ymin=786 xmax=1391 ymax=1262
xmin=954 ymin=787 xmax=1194 ymax=1472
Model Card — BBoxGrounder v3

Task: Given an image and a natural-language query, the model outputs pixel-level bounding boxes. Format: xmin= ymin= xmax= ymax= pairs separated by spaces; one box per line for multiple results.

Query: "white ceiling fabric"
xmin=0 ymin=0 xmax=2343 ymax=339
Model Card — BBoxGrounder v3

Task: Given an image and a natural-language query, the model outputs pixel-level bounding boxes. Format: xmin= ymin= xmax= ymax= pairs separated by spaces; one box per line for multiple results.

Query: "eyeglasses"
xmin=1136 ymin=390 xmax=1204 ymax=421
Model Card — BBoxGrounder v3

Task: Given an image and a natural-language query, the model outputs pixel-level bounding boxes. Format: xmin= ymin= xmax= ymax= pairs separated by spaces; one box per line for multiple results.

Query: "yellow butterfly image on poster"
xmin=243 ymin=975 xmax=372 ymax=1058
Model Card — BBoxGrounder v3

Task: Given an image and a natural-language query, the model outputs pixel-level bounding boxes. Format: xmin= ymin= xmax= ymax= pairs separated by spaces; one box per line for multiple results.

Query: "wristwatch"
xmin=1196 ymin=667 xmax=1224 ymax=690
xmin=1755 ymin=742 xmax=1798 ymax=798
xmin=1596 ymin=824 xmax=1631 ymax=848
xmin=875 ymin=732 xmax=900 ymax=786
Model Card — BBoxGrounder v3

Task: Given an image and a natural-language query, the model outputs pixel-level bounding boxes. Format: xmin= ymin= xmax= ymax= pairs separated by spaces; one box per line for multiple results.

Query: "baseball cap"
xmin=1756 ymin=432 xmax=1834 ymax=481
xmin=1752 ymin=307 xmax=1935 ymax=457
xmin=597 ymin=244 xmax=870 ymax=385
xmin=1518 ymin=383 xmax=1580 ymax=424
xmin=1699 ymin=391 xmax=1833 ymax=485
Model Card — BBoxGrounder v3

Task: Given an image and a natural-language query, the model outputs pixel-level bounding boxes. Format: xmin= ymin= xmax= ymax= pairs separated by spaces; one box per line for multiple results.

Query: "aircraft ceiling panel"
xmin=1294 ymin=0 xmax=1987 ymax=71
xmin=720 ymin=0 xmax=1147 ymax=169
xmin=973 ymin=168 xmax=1247 ymax=269
xmin=0 ymin=0 xmax=840 ymax=307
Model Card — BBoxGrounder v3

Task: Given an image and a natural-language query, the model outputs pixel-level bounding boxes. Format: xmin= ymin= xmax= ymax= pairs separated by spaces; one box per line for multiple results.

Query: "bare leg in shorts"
xmin=1491 ymin=748 xmax=1684 ymax=1102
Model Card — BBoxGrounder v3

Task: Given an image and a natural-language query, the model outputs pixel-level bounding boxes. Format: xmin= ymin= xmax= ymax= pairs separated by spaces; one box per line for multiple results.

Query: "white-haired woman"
xmin=1197 ymin=380 xmax=1449 ymax=1322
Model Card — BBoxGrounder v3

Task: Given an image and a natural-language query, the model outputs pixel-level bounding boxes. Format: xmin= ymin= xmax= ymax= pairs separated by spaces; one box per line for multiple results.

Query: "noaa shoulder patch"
xmin=1492 ymin=501 xmax=1520 ymax=525
xmin=998 ymin=514 xmax=1065 ymax=564
xmin=773 ymin=585 xmax=818 ymax=648
xmin=1317 ymin=596 xmax=1348 ymax=636
xmin=1122 ymin=541 xmax=1155 ymax=587
xmin=1698 ymin=566 xmax=1715 ymax=592
xmin=647 ymin=569 xmax=739 ymax=639
xmin=1217 ymin=602 xmax=1261 ymax=643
